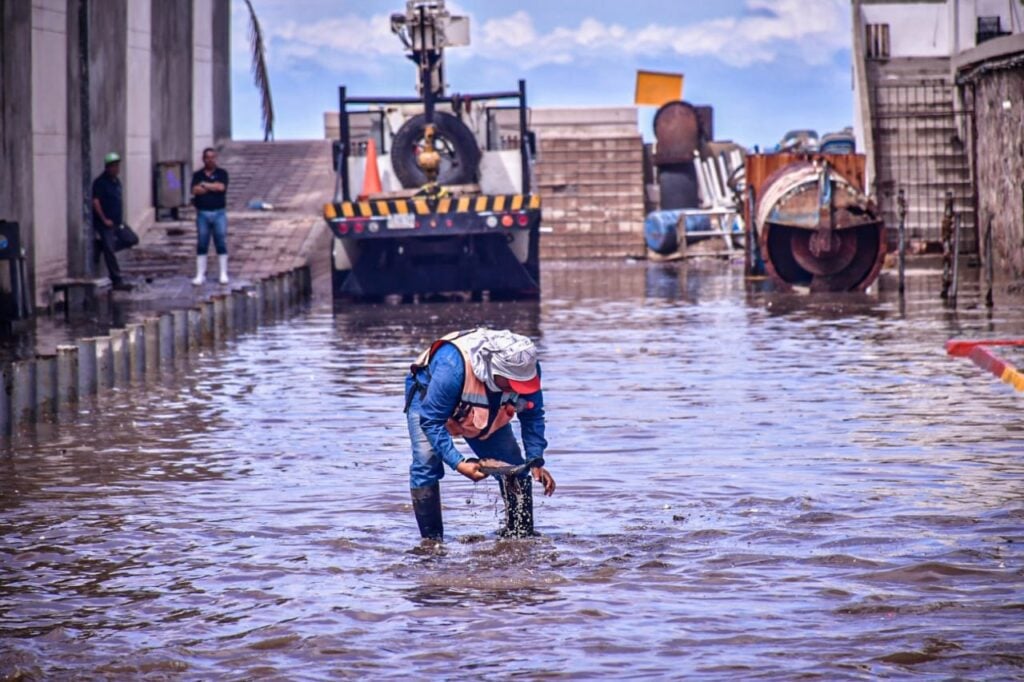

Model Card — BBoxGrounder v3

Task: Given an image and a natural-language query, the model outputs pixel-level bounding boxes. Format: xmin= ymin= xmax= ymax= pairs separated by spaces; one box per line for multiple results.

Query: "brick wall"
xmin=972 ymin=67 xmax=1024 ymax=281
xmin=535 ymin=135 xmax=646 ymax=260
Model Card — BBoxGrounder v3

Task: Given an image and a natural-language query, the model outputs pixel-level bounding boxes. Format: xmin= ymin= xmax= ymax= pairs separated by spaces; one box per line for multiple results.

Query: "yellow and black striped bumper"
xmin=324 ymin=193 xmax=540 ymax=219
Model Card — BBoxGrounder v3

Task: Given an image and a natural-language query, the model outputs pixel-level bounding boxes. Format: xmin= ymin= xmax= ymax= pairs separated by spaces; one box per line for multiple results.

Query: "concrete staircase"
xmin=868 ymin=57 xmax=976 ymax=252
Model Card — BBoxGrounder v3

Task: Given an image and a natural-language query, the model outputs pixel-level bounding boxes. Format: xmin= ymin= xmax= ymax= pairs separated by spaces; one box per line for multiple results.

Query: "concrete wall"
xmin=971 ymin=66 xmax=1024 ymax=280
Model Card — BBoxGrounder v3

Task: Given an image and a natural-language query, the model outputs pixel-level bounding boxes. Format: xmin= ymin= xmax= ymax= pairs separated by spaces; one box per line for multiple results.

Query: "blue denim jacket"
xmin=410 ymin=343 xmax=547 ymax=469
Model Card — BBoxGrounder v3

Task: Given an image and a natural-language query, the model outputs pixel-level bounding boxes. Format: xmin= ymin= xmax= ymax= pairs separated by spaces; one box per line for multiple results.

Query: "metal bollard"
xmin=144 ymin=317 xmax=160 ymax=374
xmin=35 ymin=354 xmax=57 ymax=419
xmin=234 ymin=290 xmax=248 ymax=333
xmin=0 ymin=364 xmax=10 ymax=436
xmin=201 ymin=300 xmax=215 ymax=346
xmin=252 ymin=284 xmax=264 ymax=327
xmin=223 ymin=292 xmax=236 ymax=338
xmin=11 ymin=359 xmax=37 ymax=427
xmin=125 ymin=322 xmax=145 ymax=381
xmin=95 ymin=336 xmax=114 ymax=390
xmin=212 ymin=295 xmax=226 ymax=343
xmin=56 ymin=344 xmax=79 ymax=409
xmin=275 ymin=275 xmax=286 ymax=318
xmin=172 ymin=309 xmax=189 ymax=356
xmin=109 ymin=329 xmax=130 ymax=385
xmin=188 ymin=307 xmax=203 ymax=351
xmin=159 ymin=313 xmax=175 ymax=365
xmin=77 ymin=337 xmax=98 ymax=396
xmin=282 ymin=272 xmax=293 ymax=311
xmin=260 ymin=277 xmax=274 ymax=320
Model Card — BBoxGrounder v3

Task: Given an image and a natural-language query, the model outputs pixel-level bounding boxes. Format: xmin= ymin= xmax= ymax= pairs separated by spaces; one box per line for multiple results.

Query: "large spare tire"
xmin=390 ymin=112 xmax=481 ymax=188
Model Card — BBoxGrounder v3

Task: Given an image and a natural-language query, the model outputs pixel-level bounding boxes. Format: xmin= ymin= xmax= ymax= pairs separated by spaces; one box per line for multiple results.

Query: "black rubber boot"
xmin=498 ymin=475 xmax=536 ymax=538
xmin=411 ymin=483 xmax=444 ymax=541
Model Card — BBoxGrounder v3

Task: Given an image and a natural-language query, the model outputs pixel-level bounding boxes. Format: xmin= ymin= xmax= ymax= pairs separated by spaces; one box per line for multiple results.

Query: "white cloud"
xmin=467 ymin=0 xmax=848 ymax=68
xmin=238 ymin=0 xmax=849 ymax=75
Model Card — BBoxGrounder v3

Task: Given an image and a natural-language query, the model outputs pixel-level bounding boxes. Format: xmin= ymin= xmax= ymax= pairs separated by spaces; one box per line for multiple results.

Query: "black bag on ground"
xmin=114 ymin=224 xmax=139 ymax=251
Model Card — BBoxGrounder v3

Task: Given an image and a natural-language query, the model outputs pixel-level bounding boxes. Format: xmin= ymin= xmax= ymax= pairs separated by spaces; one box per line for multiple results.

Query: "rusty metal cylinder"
xmin=755 ymin=161 xmax=885 ymax=293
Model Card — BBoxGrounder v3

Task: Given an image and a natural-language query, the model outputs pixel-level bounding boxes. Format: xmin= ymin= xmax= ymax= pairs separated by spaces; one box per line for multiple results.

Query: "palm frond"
xmin=244 ymin=0 xmax=274 ymax=141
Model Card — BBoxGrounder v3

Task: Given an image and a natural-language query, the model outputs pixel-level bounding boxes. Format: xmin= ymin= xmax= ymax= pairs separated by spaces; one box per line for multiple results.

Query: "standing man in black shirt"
xmin=91 ymin=152 xmax=132 ymax=291
xmin=190 ymin=147 xmax=230 ymax=285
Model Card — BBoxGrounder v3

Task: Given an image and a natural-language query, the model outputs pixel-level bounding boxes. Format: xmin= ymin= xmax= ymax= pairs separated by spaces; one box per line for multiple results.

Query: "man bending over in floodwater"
xmin=404 ymin=328 xmax=555 ymax=542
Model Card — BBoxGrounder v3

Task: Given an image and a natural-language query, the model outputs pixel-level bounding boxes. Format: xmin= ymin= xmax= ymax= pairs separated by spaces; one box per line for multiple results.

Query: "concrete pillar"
xmin=77 ymin=336 xmax=98 ymax=396
xmin=282 ymin=272 xmax=293 ymax=310
xmin=1 ymin=1 xmax=36 ymax=304
xmin=192 ymin=0 xmax=214 ymax=163
xmin=95 ymin=336 xmax=113 ymax=390
xmin=31 ymin=1 xmax=71 ymax=305
xmin=88 ymin=0 xmax=127 ymax=186
xmin=151 ymin=0 xmax=192 ymax=172
xmin=144 ymin=317 xmax=160 ymax=373
xmin=109 ymin=328 xmax=129 ymax=385
xmin=233 ymin=289 xmax=246 ymax=333
xmin=159 ymin=312 xmax=174 ymax=365
xmin=251 ymin=284 xmax=264 ymax=327
xmin=35 ymin=354 xmax=57 ymax=418
xmin=211 ymin=0 xmax=230 ymax=142
xmin=125 ymin=321 xmax=145 ymax=380
xmin=125 ymin=0 xmax=153 ymax=228
xmin=56 ymin=344 xmax=79 ymax=409
xmin=11 ymin=360 xmax=37 ymax=427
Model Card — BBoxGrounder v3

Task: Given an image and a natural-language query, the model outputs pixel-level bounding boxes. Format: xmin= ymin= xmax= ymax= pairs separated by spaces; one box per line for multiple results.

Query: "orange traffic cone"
xmin=358 ymin=138 xmax=383 ymax=200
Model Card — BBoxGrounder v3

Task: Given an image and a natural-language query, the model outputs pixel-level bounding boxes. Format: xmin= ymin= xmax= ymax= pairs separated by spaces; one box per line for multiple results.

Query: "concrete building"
xmin=851 ymin=0 xmax=1023 ymax=274
xmin=0 ymin=0 xmax=231 ymax=310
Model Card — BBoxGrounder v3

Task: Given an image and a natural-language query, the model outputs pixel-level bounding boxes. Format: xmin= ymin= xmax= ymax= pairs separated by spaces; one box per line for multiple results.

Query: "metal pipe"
xmin=56 ymin=344 xmax=79 ymax=409
xmin=985 ymin=218 xmax=994 ymax=308
xmin=35 ymin=355 xmax=57 ymax=419
xmin=95 ymin=336 xmax=114 ymax=390
xmin=950 ymin=211 xmax=961 ymax=306
xmin=109 ymin=328 xmax=129 ymax=385
xmin=144 ymin=317 xmax=160 ymax=374
xmin=518 ymin=79 xmax=530 ymax=194
xmin=339 ymin=86 xmax=350 ymax=202
xmin=125 ymin=322 xmax=145 ymax=381
xmin=897 ymin=188 xmax=907 ymax=295
xmin=201 ymin=300 xmax=215 ymax=346
xmin=159 ymin=313 xmax=174 ymax=366
xmin=173 ymin=309 xmax=189 ymax=356
xmin=77 ymin=337 xmax=98 ymax=396
xmin=11 ymin=360 xmax=37 ymax=428
xmin=188 ymin=307 xmax=203 ymax=350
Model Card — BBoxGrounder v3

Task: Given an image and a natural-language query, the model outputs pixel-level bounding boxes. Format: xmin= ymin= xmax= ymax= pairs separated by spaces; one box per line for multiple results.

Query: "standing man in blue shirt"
xmin=190 ymin=147 xmax=230 ymax=285
xmin=405 ymin=328 xmax=555 ymax=542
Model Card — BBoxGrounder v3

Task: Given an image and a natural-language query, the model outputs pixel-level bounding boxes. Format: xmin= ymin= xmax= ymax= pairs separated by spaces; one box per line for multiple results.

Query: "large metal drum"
xmin=756 ymin=161 xmax=885 ymax=292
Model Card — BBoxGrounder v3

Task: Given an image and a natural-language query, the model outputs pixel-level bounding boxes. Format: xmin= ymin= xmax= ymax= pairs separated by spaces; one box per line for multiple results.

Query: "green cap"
xmin=104 ymin=152 xmax=121 ymax=165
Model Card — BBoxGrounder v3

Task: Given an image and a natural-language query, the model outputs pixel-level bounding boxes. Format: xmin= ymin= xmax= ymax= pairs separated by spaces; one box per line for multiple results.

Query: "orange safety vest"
xmin=410 ymin=329 xmax=519 ymax=441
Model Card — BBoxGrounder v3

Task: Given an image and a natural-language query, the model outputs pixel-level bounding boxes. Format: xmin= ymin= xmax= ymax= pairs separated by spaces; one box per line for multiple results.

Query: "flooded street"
xmin=2 ymin=261 xmax=1023 ymax=679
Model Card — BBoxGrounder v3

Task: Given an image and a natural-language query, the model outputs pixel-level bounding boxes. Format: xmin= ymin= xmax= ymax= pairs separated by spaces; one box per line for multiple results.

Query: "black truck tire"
xmin=391 ymin=112 xmax=481 ymax=188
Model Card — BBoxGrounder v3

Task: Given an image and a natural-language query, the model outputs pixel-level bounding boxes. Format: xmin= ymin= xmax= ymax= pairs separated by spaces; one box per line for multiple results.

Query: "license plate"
xmin=387 ymin=213 xmax=416 ymax=230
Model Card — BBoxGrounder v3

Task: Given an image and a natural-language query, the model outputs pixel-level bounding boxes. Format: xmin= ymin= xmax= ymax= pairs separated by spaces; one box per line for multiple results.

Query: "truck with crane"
xmin=323 ymin=1 xmax=541 ymax=302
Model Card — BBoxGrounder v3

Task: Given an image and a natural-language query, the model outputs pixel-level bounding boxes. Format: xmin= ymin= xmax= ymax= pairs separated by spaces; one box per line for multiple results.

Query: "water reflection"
xmin=2 ymin=261 xmax=1023 ymax=679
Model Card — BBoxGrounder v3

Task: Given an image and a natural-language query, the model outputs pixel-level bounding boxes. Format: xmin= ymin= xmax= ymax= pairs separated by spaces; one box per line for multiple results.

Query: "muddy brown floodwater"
xmin=2 ymin=261 xmax=1023 ymax=679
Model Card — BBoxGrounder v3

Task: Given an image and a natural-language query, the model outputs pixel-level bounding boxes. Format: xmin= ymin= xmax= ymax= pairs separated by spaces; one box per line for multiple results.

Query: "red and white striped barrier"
xmin=946 ymin=339 xmax=1024 ymax=392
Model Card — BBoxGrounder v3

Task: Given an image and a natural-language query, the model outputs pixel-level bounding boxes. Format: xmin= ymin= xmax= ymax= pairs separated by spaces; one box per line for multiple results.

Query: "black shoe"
xmin=112 ymin=281 xmax=134 ymax=292
xmin=411 ymin=483 xmax=444 ymax=541
xmin=498 ymin=475 xmax=536 ymax=538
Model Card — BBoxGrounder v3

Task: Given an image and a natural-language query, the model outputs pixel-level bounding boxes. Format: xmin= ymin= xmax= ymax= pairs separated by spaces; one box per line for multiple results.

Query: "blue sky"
xmin=230 ymin=0 xmax=853 ymax=148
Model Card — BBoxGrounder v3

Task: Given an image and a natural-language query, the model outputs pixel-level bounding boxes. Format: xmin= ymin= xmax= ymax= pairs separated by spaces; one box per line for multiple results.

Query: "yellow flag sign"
xmin=634 ymin=70 xmax=684 ymax=106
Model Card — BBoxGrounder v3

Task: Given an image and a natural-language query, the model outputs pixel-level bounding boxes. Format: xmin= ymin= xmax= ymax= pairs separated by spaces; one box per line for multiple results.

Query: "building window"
xmin=866 ymin=23 xmax=890 ymax=60
xmin=976 ymin=16 xmax=1009 ymax=44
